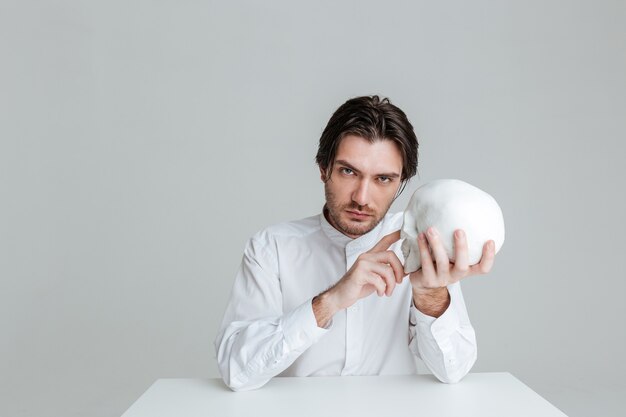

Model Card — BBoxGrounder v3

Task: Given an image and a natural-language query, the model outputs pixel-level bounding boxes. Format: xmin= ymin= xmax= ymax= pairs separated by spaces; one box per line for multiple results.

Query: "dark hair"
xmin=315 ymin=95 xmax=419 ymax=197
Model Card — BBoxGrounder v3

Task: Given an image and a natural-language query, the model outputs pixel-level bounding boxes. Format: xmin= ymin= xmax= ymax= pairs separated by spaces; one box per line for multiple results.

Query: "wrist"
xmin=412 ymin=285 xmax=447 ymax=298
xmin=312 ymin=290 xmax=340 ymax=328
xmin=412 ymin=286 xmax=450 ymax=318
xmin=321 ymin=288 xmax=342 ymax=314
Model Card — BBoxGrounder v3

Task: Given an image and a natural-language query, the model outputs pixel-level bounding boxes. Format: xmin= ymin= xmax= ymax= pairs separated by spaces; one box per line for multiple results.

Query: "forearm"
xmin=410 ymin=317 xmax=477 ymax=383
xmin=409 ymin=283 xmax=477 ymax=383
xmin=215 ymin=299 xmax=328 ymax=391
xmin=312 ymin=291 xmax=340 ymax=328
xmin=412 ymin=287 xmax=450 ymax=318
xmin=216 ymin=319 xmax=289 ymax=391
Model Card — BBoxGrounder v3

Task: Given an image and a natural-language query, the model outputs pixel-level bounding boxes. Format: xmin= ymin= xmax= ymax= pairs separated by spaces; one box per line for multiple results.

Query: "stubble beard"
xmin=324 ymin=184 xmax=393 ymax=238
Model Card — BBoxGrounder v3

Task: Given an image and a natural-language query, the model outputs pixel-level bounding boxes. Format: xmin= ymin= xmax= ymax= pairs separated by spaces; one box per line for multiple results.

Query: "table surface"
xmin=121 ymin=372 xmax=568 ymax=417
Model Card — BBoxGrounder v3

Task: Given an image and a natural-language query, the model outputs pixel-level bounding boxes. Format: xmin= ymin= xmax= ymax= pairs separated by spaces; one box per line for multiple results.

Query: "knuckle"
xmin=455 ymin=269 xmax=467 ymax=280
xmin=425 ymin=278 xmax=438 ymax=288
xmin=384 ymin=250 xmax=395 ymax=258
xmin=355 ymin=257 xmax=368 ymax=267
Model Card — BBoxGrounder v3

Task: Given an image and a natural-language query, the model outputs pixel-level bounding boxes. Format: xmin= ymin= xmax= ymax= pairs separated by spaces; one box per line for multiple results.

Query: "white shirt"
xmin=214 ymin=210 xmax=477 ymax=391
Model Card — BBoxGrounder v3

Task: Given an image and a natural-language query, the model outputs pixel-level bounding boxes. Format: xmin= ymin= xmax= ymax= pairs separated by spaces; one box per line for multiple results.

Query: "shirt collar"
xmin=319 ymin=205 xmax=386 ymax=252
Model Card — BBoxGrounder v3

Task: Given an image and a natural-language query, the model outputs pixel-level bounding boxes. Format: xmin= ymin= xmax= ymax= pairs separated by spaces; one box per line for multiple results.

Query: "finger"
xmin=365 ymin=272 xmax=387 ymax=297
xmin=417 ymin=232 xmax=436 ymax=278
xmin=368 ymin=230 xmax=401 ymax=253
xmin=368 ymin=250 xmax=406 ymax=283
xmin=425 ymin=227 xmax=450 ymax=274
xmin=370 ymin=262 xmax=397 ymax=296
xmin=469 ymin=240 xmax=496 ymax=276
xmin=451 ymin=229 xmax=470 ymax=280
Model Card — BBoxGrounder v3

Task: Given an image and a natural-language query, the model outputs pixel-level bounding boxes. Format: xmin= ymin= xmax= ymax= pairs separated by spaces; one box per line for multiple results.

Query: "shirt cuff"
xmin=410 ymin=290 xmax=461 ymax=342
xmin=281 ymin=297 xmax=331 ymax=351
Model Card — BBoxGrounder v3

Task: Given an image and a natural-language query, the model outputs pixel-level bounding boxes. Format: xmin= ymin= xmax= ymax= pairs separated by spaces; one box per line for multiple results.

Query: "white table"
xmin=121 ymin=372 xmax=568 ymax=417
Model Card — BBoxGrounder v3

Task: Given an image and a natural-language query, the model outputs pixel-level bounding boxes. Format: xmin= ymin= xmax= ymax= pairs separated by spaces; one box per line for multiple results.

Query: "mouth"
xmin=345 ymin=210 xmax=372 ymax=219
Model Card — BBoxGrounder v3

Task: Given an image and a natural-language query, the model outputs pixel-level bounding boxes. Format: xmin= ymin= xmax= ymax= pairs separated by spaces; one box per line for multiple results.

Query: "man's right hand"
xmin=312 ymin=230 xmax=405 ymax=327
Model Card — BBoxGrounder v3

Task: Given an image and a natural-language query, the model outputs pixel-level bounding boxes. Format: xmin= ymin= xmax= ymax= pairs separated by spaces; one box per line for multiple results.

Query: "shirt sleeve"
xmin=408 ymin=281 xmax=477 ymax=383
xmin=214 ymin=232 xmax=330 ymax=391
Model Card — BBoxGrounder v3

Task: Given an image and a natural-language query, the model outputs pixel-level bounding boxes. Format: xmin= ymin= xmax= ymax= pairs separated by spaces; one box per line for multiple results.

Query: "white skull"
xmin=401 ymin=179 xmax=505 ymax=274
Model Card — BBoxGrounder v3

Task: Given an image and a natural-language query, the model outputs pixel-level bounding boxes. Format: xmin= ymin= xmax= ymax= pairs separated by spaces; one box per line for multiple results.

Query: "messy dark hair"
xmin=315 ymin=95 xmax=419 ymax=197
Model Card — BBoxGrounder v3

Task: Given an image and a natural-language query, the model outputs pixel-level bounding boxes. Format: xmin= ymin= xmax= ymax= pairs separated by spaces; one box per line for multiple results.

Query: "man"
xmin=214 ymin=95 xmax=496 ymax=391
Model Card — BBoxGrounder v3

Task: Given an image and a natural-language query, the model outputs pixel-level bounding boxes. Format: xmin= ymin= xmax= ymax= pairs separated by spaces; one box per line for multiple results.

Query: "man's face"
xmin=321 ymin=135 xmax=403 ymax=238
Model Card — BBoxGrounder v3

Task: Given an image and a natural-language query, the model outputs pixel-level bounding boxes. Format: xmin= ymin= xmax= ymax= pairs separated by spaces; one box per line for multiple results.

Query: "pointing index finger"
xmin=367 ymin=230 xmax=401 ymax=253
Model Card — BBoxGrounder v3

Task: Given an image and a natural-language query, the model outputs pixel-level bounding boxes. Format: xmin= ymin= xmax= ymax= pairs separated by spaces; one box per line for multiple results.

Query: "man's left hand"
xmin=409 ymin=227 xmax=496 ymax=317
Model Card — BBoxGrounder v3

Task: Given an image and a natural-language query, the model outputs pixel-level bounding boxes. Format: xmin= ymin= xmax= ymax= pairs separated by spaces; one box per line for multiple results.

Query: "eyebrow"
xmin=335 ymin=159 xmax=401 ymax=178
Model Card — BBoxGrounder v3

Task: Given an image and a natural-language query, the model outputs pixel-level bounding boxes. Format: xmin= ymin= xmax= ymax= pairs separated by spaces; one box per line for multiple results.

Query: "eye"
xmin=378 ymin=176 xmax=391 ymax=183
xmin=340 ymin=167 xmax=354 ymax=175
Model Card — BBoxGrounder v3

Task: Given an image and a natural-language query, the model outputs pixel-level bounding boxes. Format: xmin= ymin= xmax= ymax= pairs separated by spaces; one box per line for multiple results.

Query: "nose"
xmin=351 ymin=179 xmax=370 ymax=207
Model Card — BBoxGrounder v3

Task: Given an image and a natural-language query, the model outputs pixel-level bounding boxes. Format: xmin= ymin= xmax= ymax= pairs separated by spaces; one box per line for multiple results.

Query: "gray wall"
xmin=1 ymin=1 xmax=625 ymax=416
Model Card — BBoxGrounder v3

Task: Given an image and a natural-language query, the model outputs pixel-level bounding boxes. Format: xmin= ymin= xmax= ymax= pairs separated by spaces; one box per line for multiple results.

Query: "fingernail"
xmin=428 ymin=228 xmax=436 ymax=237
xmin=418 ymin=233 xmax=426 ymax=241
xmin=455 ymin=230 xmax=464 ymax=238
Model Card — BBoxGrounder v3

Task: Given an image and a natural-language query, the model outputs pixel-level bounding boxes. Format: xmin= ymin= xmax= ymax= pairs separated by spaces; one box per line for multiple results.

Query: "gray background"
xmin=1 ymin=1 xmax=625 ymax=416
